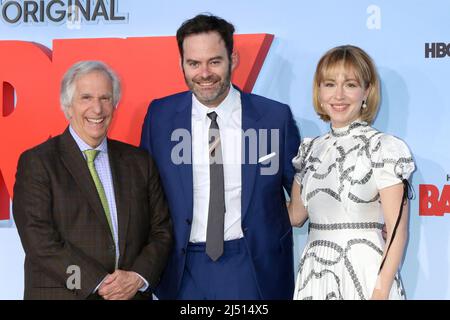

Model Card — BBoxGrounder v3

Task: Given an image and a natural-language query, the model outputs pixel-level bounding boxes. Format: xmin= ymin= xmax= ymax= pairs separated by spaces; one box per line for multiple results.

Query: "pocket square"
xmin=258 ymin=152 xmax=276 ymax=163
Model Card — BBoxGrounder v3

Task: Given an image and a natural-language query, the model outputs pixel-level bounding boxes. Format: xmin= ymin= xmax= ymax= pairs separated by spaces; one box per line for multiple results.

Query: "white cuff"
xmin=134 ymin=272 xmax=150 ymax=292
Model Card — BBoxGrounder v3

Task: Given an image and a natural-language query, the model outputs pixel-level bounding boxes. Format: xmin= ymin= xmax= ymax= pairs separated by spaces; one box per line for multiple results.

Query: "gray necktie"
xmin=206 ymin=111 xmax=225 ymax=261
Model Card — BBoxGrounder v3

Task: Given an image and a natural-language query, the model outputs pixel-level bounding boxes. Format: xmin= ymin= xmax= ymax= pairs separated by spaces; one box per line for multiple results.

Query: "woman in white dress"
xmin=288 ymin=45 xmax=415 ymax=300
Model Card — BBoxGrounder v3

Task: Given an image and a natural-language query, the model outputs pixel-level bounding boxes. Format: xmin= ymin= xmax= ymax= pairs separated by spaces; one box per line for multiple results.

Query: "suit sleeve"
xmin=282 ymin=105 xmax=301 ymax=196
xmin=13 ymin=151 xmax=109 ymax=298
xmin=129 ymin=155 xmax=173 ymax=290
xmin=140 ymin=102 xmax=153 ymax=155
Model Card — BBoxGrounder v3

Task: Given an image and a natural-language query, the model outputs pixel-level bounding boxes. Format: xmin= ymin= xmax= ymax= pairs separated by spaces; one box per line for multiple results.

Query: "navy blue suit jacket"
xmin=140 ymin=87 xmax=300 ymax=299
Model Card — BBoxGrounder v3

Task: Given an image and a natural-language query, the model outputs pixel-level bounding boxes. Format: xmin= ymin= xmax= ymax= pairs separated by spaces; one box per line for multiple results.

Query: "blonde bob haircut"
xmin=313 ymin=45 xmax=380 ymax=124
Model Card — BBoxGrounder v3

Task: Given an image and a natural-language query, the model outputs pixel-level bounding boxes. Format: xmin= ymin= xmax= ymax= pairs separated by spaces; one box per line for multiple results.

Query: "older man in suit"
xmin=13 ymin=61 xmax=173 ymax=300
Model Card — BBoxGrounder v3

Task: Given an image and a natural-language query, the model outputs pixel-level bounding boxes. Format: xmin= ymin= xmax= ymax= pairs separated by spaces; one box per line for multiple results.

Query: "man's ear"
xmin=231 ymin=51 xmax=239 ymax=72
xmin=64 ymin=106 xmax=72 ymax=120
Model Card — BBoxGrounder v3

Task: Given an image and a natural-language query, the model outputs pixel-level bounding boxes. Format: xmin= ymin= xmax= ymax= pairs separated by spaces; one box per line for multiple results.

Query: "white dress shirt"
xmin=189 ymin=85 xmax=244 ymax=243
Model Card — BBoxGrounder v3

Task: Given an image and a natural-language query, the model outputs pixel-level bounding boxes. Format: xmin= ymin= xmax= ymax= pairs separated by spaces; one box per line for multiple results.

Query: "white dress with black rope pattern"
xmin=292 ymin=120 xmax=415 ymax=300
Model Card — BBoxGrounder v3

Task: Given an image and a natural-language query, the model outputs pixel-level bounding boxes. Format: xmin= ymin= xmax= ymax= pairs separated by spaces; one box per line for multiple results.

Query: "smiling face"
xmin=67 ymin=70 xmax=115 ymax=148
xmin=318 ymin=65 xmax=369 ymax=128
xmin=181 ymin=31 xmax=237 ymax=108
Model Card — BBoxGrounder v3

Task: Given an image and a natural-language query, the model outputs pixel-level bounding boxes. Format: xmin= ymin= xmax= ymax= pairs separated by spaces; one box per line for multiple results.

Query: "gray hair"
xmin=60 ymin=61 xmax=121 ymax=116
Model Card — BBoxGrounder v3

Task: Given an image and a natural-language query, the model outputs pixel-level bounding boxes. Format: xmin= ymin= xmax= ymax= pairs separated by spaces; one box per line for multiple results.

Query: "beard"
xmin=184 ymin=65 xmax=232 ymax=107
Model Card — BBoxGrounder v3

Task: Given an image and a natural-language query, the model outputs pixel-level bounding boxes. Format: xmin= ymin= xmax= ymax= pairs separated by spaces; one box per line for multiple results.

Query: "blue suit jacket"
xmin=140 ymin=87 xmax=300 ymax=299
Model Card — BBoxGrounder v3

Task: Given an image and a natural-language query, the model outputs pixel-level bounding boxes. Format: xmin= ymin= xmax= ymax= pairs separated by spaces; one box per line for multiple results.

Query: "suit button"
xmin=109 ymin=245 xmax=115 ymax=253
xmin=181 ymin=248 xmax=186 ymax=254
xmin=186 ymin=219 xmax=192 ymax=225
xmin=243 ymin=227 xmax=249 ymax=232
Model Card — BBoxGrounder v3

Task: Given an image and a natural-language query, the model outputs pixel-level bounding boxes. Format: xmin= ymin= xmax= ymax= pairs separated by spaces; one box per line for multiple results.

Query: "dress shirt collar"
xmin=69 ymin=126 xmax=108 ymax=155
xmin=192 ymin=84 xmax=240 ymax=125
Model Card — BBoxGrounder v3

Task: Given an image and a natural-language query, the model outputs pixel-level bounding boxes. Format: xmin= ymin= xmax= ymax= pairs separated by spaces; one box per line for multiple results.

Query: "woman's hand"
xmin=287 ymin=181 xmax=308 ymax=227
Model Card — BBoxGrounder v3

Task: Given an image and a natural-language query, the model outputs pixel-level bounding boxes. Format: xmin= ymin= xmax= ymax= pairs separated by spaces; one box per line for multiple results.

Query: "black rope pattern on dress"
xmin=378 ymin=179 xmax=415 ymax=273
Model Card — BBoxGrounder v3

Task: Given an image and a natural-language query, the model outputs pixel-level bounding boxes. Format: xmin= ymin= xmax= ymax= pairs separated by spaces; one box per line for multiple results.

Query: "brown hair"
xmin=176 ymin=13 xmax=235 ymax=60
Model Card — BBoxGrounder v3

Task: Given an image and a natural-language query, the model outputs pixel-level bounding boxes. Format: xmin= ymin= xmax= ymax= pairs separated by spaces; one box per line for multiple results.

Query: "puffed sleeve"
xmin=370 ymin=134 xmax=415 ymax=190
xmin=292 ymin=137 xmax=313 ymax=185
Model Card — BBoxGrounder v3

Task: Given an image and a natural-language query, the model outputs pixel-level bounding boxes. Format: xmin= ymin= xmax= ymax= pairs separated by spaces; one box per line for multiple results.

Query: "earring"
xmin=362 ymin=100 xmax=367 ymax=109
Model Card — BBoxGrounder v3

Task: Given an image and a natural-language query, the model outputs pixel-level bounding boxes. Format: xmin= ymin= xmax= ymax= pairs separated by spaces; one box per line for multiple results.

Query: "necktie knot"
xmin=83 ymin=149 xmax=100 ymax=163
xmin=207 ymin=111 xmax=218 ymax=122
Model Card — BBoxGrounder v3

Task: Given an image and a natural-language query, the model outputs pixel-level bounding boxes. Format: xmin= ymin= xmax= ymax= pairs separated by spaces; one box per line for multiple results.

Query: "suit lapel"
xmin=58 ymin=128 xmax=114 ymax=237
xmin=107 ymin=140 xmax=130 ymax=265
xmin=241 ymin=91 xmax=262 ymax=220
xmin=172 ymin=93 xmax=194 ymax=220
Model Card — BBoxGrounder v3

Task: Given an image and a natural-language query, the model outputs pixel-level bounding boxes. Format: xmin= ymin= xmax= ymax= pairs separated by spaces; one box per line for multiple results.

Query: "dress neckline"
xmin=330 ymin=119 xmax=368 ymax=138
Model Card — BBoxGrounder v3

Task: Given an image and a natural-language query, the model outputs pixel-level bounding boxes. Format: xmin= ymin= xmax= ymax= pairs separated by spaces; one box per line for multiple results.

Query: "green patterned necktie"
xmin=83 ymin=149 xmax=113 ymax=235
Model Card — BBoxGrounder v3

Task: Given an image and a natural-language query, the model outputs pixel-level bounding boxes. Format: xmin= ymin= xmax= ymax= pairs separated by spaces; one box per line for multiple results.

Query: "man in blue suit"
xmin=140 ymin=14 xmax=300 ymax=300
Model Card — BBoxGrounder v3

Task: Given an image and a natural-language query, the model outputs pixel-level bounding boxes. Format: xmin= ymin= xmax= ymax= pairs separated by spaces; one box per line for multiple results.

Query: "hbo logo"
xmin=425 ymin=43 xmax=450 ymax=58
